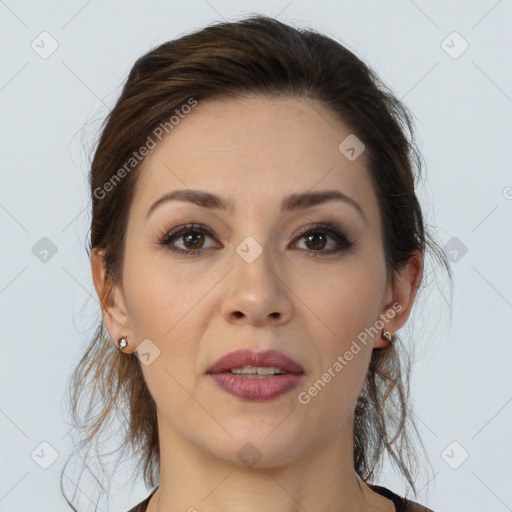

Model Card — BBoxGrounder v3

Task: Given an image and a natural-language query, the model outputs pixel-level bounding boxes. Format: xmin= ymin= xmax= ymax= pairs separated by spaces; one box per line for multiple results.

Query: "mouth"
xmin=227 ymin=366 xmax=289 ymax=378
xmin=206 ymin=348 xmax=305 ymax=401
xmin=207 ymin=348 xmax=304 ymax=375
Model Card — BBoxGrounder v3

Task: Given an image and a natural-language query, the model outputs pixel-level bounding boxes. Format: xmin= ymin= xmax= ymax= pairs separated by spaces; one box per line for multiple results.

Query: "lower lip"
xmin=208 ymin=372 xmax=304 ymax=401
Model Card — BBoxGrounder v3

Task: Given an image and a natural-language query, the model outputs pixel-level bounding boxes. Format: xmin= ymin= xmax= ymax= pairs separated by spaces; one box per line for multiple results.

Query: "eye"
xmin=157 ymin=223 xmax=219 ymax=257
xmin=291 ymin=223 xmax=354 ymax=256
xmin=157 ymin=222 xmax=354 ymax=258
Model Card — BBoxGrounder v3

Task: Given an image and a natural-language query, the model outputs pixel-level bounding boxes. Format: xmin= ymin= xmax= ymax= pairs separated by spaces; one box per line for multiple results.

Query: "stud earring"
xmin=118 ymin=336 xmax=128 ymax=352
xmin=381 ymin=329 xmax=396 ymax=345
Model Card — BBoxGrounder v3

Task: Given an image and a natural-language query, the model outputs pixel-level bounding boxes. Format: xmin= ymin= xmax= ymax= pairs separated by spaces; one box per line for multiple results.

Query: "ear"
xmin=90 ymin=248 xmax=134 ymax=352
xmin=373 ymin=249 xmax=423 ymax=349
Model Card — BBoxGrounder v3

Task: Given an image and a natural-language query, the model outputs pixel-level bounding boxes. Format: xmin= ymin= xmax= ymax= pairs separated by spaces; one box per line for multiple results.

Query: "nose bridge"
xmin=221 ymin=232 xmax=293 ymax=325
xmin=235 ymin=234 xmax=276 ymax=287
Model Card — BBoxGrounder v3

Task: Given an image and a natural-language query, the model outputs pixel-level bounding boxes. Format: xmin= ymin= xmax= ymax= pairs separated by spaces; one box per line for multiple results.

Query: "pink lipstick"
xmin=206 ymin=348 xmax=305 ymax=401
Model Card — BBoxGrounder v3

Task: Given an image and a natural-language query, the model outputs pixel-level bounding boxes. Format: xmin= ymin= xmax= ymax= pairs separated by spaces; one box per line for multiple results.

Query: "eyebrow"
xmin=146 ymin=189 xmax=367 ymax=223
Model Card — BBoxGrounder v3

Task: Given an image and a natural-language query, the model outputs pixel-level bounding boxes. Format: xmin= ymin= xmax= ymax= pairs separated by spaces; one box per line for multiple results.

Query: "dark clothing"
xmin=368 ymin=484 xmax=434 ymax=511
xmin=127 ymin=484 xmax=434 ymax=511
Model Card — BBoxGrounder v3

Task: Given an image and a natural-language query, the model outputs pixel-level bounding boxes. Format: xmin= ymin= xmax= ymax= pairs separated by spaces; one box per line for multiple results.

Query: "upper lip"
xmin=207 ymin=348 xmax=304 ymax=374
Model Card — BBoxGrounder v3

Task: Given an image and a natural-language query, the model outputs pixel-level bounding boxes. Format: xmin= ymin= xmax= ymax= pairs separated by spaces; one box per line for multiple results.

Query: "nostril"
xmin=234 ymin=311 xmax=244 ymax=318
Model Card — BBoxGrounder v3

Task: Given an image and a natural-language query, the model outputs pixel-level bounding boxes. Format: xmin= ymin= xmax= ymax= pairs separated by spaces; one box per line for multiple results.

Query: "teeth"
xmin=230 ymin=366 xmax=286 ymax=376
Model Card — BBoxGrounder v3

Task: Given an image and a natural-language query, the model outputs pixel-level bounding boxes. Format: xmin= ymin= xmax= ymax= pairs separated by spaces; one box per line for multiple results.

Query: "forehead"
xmin=131 ymin=95 xmax=379 ymax=223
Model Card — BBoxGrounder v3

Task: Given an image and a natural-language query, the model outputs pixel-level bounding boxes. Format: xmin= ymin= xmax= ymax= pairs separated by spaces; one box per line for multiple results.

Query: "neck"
xmin=146 ymin=411 xmax=392 ymax=512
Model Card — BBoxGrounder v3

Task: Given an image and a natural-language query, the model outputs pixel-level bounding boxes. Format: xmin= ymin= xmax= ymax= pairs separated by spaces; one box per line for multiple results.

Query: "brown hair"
xmin=61 ymin=14 xmax=452 ymax=510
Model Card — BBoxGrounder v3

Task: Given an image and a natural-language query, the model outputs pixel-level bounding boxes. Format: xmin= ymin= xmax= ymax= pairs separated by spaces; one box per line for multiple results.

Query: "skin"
xmin=91 ymin=95 xmax=422 ymax=512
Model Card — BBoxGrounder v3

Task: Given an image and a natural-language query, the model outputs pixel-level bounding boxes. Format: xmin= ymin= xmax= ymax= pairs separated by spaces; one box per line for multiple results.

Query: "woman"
xmin=63 ymin=14 xmax=451 ymax=512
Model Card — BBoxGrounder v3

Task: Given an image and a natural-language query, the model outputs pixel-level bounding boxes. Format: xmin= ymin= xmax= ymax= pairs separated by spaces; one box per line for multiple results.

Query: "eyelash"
xmin=157 ymin=222 xmax=354 ymax=258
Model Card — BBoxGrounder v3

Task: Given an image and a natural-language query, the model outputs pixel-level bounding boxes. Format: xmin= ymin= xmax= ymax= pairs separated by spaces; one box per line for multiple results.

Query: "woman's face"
xmin=101 ymin=96 xmax=410 ymax=467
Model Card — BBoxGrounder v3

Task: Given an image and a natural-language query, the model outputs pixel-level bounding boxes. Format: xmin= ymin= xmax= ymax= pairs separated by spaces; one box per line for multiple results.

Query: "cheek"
xmin=296 ymin=259 xmax=384 ymax=409
xmin=309 ymin=260 xmax=386 ymax=344
xmin=122 ymin=250 xmax=225 ymax=400
xmin=295 ymin=291 xmax=375 ymax=435
xmin=123 ymin=245 xmax=208 ymax=338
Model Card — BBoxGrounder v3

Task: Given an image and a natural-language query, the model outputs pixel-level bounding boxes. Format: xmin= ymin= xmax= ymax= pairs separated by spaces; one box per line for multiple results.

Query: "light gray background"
xmin=1 ymin=1 xmax=511 ymax=511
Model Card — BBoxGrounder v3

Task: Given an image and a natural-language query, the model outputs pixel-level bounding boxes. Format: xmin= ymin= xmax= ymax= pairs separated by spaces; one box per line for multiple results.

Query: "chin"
xmin=195 ymin=419 xmax=311 ymax=469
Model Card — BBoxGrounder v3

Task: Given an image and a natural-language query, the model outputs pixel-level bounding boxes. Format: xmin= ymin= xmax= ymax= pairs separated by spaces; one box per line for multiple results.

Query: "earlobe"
xmin=374 ymin=250 xmax=423 ymax=349
xmin=90 ymin=248 xmax=133 ymax=350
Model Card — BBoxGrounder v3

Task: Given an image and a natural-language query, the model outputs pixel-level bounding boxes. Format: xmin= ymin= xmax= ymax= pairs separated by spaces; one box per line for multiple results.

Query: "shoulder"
xmin=368 ymin=483 xmax=435 ymax=512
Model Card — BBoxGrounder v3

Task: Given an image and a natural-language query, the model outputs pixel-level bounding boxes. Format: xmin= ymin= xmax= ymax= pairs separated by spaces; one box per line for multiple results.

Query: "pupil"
xmin=307 ymin=232 xmax=325 ymax=250
xmin=184 ymin=232 xmax=203 ymax=249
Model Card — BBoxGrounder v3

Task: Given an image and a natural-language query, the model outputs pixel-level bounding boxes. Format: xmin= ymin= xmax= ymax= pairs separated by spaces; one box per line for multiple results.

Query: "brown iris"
xmin=183 ymin=231 xmax=205 ymax=249
xmin=304 ymin=232 xmax=326 ymax=251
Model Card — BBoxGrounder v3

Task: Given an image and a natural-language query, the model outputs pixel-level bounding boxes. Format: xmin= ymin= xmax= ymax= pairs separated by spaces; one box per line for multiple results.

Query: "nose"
xmin=220 ymin=241 xmax=294 ymax=327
